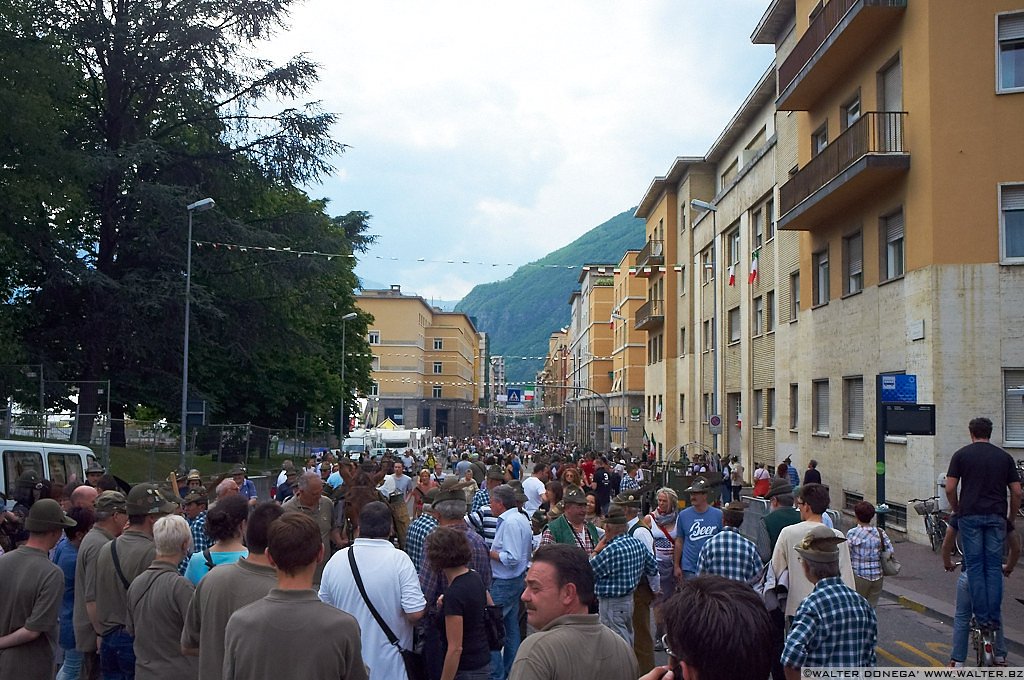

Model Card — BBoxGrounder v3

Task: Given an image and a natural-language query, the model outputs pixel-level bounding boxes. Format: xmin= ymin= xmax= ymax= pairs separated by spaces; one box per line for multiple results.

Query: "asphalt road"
xmin=876 ymin=597 xmax=958 ymax=667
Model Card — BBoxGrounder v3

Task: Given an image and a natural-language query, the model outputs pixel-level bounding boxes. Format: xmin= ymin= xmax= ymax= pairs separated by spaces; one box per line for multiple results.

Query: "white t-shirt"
xmin=319 ymin=538 xmax=426 ymax=680
xmin=522 ymin=475 xmax=546 ymax=513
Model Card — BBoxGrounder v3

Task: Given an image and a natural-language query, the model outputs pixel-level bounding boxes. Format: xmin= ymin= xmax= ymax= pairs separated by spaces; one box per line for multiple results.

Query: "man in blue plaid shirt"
xmin=619 ymin=463 xmax=642 ymax=492
xmin=472 ymin=465 xmax=505 ymax=513
xmin=696 ymin=501 xmax=762 ymax=583
xmin=590 ymin=504 xmax=659 ymax=646
xmin=404 ymin=490 xmax=439 ymax=573
xmin=782 ymin=525 xmax=877 ymax=675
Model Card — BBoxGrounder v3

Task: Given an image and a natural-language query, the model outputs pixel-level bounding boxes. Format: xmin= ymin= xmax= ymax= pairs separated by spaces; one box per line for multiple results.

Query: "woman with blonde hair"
xmin=645 ymin=486 xmax=680 ymax=647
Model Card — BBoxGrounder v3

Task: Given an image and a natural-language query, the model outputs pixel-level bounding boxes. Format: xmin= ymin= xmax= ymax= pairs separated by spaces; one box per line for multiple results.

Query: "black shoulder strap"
xmin=109 ymin=539 xmax=131 ymax=590
xmin=348 ymin=548 xmax=400 ymax=647
xmin=203 ymin=547 xmax=216 ymax=570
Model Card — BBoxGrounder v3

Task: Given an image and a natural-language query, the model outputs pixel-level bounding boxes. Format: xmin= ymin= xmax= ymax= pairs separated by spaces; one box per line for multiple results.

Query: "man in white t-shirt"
xmin=319 ymin=502 xmax=425 ymax=680
xmin=522 ymin=462 xmax=550 ymax=514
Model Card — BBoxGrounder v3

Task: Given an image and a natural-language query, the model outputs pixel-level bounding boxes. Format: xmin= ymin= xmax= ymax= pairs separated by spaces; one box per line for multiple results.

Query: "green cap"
xmin=795 ymin=524 xmax=846 ymax=564
xmin=563 ymin=485 xmax=588 ymax=505
xmin=611 ymin=491 xmax=642 ymax=508
xmin=25 ymin=498 xmax=77 ymax=532
xmin=95 ymin=491 xmax=128 ymax=513
xmin=126 ymin=483 xmax=178 ymax=515
xmin=486 ymin=465 xmax=506 ymax=481
xmin=603 ymin=504 xmax=628 ymax=526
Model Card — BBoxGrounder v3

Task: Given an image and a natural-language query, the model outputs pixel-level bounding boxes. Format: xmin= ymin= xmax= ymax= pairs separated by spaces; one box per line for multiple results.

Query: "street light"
xmin=340 ymin=311 xmax=358 ymax=438
xmin=180 ymin=197 xmax=215 ymax=471
xmin=691 ymin=198 xmax=719 ymax=460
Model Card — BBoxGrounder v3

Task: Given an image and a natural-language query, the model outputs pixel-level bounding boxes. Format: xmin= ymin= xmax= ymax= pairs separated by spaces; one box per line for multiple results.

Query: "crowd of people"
xmin=0 ymin=416 xmax=1020 ymax=678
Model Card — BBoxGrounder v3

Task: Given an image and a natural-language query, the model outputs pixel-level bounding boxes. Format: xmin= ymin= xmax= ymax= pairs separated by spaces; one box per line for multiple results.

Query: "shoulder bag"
xmin=878 ymin=527 xmax=901 ymax=576
xmin=348 ymin=548 xmax=426 ymax=680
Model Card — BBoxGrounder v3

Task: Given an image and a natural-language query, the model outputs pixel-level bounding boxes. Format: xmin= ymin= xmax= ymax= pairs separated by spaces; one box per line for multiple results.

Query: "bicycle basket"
xmin=913 ymin=499 xmax=937 ymax=515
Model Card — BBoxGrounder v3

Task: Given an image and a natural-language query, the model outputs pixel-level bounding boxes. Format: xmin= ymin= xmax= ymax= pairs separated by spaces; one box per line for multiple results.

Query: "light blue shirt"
xmin=327 ymin=471 xmax=343 ymax=488
xmin=491 ymin=508 xmax=532 ymax=580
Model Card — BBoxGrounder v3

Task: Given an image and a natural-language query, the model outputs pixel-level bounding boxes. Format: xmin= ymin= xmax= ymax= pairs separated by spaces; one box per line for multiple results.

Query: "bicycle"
xmin=971 ymin=617 xmax=997 ymax=667
xmin=911 ymin=496 xmax=953 ymax=552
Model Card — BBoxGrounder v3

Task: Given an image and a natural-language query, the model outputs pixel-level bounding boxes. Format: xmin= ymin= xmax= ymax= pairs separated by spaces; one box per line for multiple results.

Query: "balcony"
xmin=634 ymin=299 xmax=664 ymax=330
xmin=636 ymin=239 xmax=665 ymax=269
xmin=778 ymin=0 xmax=907 ymax=111
xmin=779 ymin=112 xmax=909 ymax=230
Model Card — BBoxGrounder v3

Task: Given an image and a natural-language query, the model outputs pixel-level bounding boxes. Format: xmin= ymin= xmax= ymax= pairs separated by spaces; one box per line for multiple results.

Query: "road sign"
xmin=881 ymin=374 xmax=917 ymax=403
xmin=186 ymin=399 xmax=207 ymax=428
xmin=610 ymin=426 xmax=627 ymax=432
xmin=506 ymin=388 xmax=522 ymax=404
xmin=630 ymin=415 xmax=641 ymax=422
xmin=630 ymin=407 xmax=641 ymax=416
xmin=884 ymin=403 xmax=935 ymax=435
xmin=709 ymin=414 xmax=722 ymax=435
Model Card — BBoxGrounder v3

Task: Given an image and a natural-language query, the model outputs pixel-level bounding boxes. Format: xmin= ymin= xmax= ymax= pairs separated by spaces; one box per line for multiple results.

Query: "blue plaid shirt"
xmin=471 ymin=486 xmax=491 ymax=513
xmin=404 ymin=513 xmax=439 ymax=573
xmin=845 ymin=526 xmax=893 ymax=581
xmin=782 ymin=576 xmax=877 ymax=669
xmin=590 ymin=533 xmax=658 ymax=598
xmin=620 ymin=474 xmax=641 ymax=492
xmin=696 ymin=526 xmax=763 ymax=583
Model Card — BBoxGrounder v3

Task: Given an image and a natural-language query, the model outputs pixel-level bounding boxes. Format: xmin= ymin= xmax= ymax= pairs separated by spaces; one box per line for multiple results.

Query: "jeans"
xmin=99 ymin=629 xmax=136 ymax=680
xmin=489 ymin=574 xmax=525 ymax=680
xmin=958 ymin=513 xmax=1006 ymax=629
xmin=56 ymin=648 xmax=84 ymax=680
xmin=598 ymin=594 xmax=634 ymax=646
xmin=721 ymin=484 xmax=732 ymax=503
xmin=952 ymin=571 xmax=1007 ymax=662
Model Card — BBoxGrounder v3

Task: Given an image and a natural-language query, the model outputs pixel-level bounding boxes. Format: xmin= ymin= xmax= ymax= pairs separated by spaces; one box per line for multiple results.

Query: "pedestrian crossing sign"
xmin=506 ymin=388 xmax=522 ymax=404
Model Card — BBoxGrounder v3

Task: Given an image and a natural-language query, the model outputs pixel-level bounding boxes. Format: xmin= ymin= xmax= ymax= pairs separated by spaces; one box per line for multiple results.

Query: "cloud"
xmin=259 ymin=0 xmax=774 ymax=300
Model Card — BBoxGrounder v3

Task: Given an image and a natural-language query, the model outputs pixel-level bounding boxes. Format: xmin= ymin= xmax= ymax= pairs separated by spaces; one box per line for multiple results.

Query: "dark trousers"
xmin=99 ymin=629 xmax=135 ymax=680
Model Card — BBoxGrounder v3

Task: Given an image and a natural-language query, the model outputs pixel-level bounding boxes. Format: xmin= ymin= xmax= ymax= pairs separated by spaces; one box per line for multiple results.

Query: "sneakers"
xmin=949 ymin=660 xmax=964 ymax=668
xmin=994 ymin=656 xmax=1008 ymax=667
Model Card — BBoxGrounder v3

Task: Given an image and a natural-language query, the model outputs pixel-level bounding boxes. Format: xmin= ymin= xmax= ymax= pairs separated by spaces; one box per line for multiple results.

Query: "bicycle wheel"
xmin=927 ymin=516 xmax=941 ymax=552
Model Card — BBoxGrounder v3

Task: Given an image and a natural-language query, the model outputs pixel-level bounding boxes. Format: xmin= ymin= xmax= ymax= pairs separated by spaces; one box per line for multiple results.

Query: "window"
xmin=766 ymin=290 xmax=776 ymax=331
xmin=841 ymin=93 xmax=861 ymax=131
xmin=766 ymin=198 xmax=775 ymax=241
xmin=432 ymin=385 xmax=442 ymax=399
xmin=703 ymin=319 xmax=713 ymax=352
xmin=882 ymin=210 xmax=905 ymax=279
xmin=680 ymin=326 xmax=687 ymax=355
xmin=47 ymin=453 xmax=84 ymax=487
xmin=789 ymin=384 xmax=799 ymax=430
xmin=813 ymin=250 xmax=829 ymax=306
xmin=728 ymin=307 xmax=741 ymax=343
xmin=998 ymin=12 xmax=1024 ymax=93
xmin=1001 ymin=184 xmax=1024 ymax=261
xmin=813 ymin=379 xmax=830 ymax=435
xmin=679 ymin=394 xmax=686 ymax=422
xmin=728 ymin=228 xmax=741 ymax=266
xmin=844 ymin=376 xmax=864 ymax=436
xmin=371 ymin=356 xmax=381 ymax=371
xmin=721 ymin=158 xmax=739 ymax=186
xmin=844 ymin=232 xmax=863 ymax=295
xmin=703 ymin=393 xmax=713 ymax=422
xmin=433 ymin=362 xmax=443 ymax=374
xmin=790 ymin=271 xmax=801 ymax=320
xmin=433 ymin=338 xmax=443 ymax=350
xmin=753 ymin=296 xmax=764 ymax=336
xmin=368 ymin=331 xmax=380 ymax=344
xmin=767 ymin=388 xmax=776 ymax=427
xmin=753 ymin=389 xmax=764 ymax=427
xmin=752 ymin=207 xmax=764 ymax=249
xmin=679 ymin=265 xmax=687 ymax=295
xmin=1005 ymin=369 xmax=1024 ymax=443
xmin=812 ymin=123 xmax=828 ymax=156
xmin=703 ymin=249 xmax=715 ymax=284
xmin=844 ymin=491 xmax=865 ymax=513
xmin=370 ymin=382 xmax=379 ymax=397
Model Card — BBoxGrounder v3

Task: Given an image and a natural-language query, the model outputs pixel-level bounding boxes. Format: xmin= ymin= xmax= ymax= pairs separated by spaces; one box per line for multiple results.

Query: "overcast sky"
xmin=261 ymin=1 xmax=775 ymax=302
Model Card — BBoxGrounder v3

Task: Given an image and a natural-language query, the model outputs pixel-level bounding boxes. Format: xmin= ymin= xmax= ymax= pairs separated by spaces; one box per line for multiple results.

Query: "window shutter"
xmin=815 ymin=381 xmax=830 ymax=432
xmin=1006 ymin=370 xmax=1024 ymax=442
xmin=847 ymin=378 xmax=864 ymax=435
xmin=886 ymin=212 xmax=905 ymax=242
xmin=999 ymin=13 xmax=1024 ymax=41
xmin=849 ymin=234 xmax=863 ymax=272
xmin=1003 ymin=185 xmax=1024 ymax=211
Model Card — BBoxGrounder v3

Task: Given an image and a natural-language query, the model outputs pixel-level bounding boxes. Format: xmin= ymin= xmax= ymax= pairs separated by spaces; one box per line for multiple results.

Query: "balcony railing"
xmin=779 ymin=0 xmax=907 ymax=96
xmin=780 ymin=111 xmax=907 ymax=218
xmin=636 ymin=239 xmax=665 ymax=268
xmin=634 ymin=299 xmax=664 ymax=330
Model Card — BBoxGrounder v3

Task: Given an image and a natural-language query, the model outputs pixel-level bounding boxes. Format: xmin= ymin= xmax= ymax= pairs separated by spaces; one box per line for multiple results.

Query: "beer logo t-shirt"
xmin=676 ymin=505 xmax=723 ymax=573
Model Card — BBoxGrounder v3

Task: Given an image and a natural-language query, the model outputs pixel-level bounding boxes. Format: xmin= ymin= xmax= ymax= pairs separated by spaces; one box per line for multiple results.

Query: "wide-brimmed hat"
xmin=17 ymin=469 xmax=43 ymax=488
xmin=765 ymin=478 xmax=793 ymax=499
xmin=795 ymin=524 xmax=846 ymax=564
xmin=25 ymin=498 xmax=77 ymax=532
xmin=86 ymin=461 xmax=105 ymax=475
xmin=563 ymin=485 xmax=588 ymax=505
xmin=126 ymin=483 xmax=178 ymax=515
xmin=611 ymin=491 xmax=642 ymax=508
xmin=685 ymin=477 xmax=712 ymax=494
xmin=507 ymin=480 xmax=528 ymax=504
xmin=486 ymin=465 xmax=505 ymax=481
xmin=183 ymin=490 xmax=208 ymax=505
xmin=228 ymin=466 xmax=246 ymax=476
xmin=604 ymin=504 xmax=628 ymax=526
xmin=95 ymin=491 xmax=127 ymax=513
xmin=186 ymin=469 xmax=202 ymax=482
xmin=722 ymin=501 xmax=747 ymax=525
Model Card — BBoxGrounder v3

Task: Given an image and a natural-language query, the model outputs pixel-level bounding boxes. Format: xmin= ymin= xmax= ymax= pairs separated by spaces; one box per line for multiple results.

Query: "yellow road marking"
xmin=925 ymin=642 xmax=951 ymax=655
xmin=894 ymin=641 xmax=944 ymax=667
xmin=877 ymin=647 xmax=913 ymax=667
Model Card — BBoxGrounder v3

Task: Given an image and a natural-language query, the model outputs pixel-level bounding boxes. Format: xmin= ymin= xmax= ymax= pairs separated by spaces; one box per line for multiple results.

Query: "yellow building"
xmin=752 ymin=0 xmax=1024 ymax=536
xmin=566 ymin=265 xmax=616 ymax=450
xmin=356 ymin=285 xmax=483 ymax=438
xmin=536 ymin=329 xmax=570 ymax=431
xmin=611 ymin=251 xmax=649 ymax=453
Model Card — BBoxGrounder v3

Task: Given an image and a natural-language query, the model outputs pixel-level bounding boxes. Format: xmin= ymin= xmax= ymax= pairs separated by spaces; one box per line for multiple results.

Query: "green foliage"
xmin=456 ymin=209 xmax=644 ymax=383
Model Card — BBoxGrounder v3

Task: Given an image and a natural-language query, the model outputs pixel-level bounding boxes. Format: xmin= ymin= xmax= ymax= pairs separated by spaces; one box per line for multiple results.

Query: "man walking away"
xmin=945 ymin=416 xmax=1021 ymax=633
xmin=512 ymin=544 xmax=638 ymax=680
xmin=696 ymin=501 xmax=763 ymax=583
xmin=224 ymin=513 xmax=368 ymax=680
xmin=590 ymin=505 xmax=659 ymax=645
xmin=487 ymin=485 xmax=533 ymax=680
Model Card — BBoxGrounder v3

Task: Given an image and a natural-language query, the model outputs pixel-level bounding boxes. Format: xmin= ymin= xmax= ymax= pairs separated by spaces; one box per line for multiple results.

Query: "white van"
xmin=1 ymin=439 xmax=98 ymax=509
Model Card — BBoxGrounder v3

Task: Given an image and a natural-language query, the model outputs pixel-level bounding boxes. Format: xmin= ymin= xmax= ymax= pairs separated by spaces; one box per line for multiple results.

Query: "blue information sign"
xmin=881 ymin=374 xmax=917 ymax=403
xmin=506 ymin=388 xmax=522 ymax=404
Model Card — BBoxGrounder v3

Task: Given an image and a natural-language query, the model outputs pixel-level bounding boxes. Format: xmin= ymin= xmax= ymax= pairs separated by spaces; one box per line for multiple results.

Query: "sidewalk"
xmin=881 ymin=536 xmax=1024 ymax=655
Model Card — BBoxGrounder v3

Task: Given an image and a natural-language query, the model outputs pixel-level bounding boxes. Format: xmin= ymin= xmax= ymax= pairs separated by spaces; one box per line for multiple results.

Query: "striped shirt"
xmin=467 ymin=507 xmax=499 ymax=548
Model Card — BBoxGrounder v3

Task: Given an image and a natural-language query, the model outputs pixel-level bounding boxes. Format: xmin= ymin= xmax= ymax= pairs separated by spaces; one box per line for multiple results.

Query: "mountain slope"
xmin=456 ymin=208 xmax=645 ymax=383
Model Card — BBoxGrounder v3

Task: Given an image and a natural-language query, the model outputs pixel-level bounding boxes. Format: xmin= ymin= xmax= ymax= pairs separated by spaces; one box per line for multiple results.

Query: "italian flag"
xmin=727 ymin=264 xmax=736 ymax=287
xmin=749 ymin=248 xmax=760 ymax=284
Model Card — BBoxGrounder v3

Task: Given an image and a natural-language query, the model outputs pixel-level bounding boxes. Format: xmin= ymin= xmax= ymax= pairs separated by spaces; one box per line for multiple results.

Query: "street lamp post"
xmin=340 ymin=311 xmax=358 ymax=439
xmin=691 ymin=199 xmax=719 ymax=459
xmin=180 ymin=197 xmax=215 ymax=472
